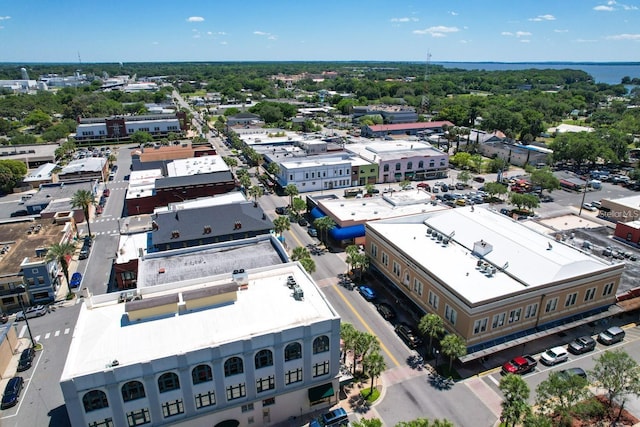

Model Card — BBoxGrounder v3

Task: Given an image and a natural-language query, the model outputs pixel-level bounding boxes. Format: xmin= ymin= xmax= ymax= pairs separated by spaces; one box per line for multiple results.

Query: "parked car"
xmin=15 ymin=305 xmax=47 ymax=321
xmin=1 ymin=376 xmax=24 ymax=409
xmin=558 ymin=367 xmax=587 ymax=380
xmin=416 ymin=182 xmax=431 ymax=191
xmin=502 ymin=355 xmax=538 ymax=375
xmin=321 ymin=408 xmax=349 ymax=426
xmin=298 ymin=218 xmax=308 ymax=227
xmin=540 ymin=346 xmax=569 ymax=366
xmin=473 ymin=176 xmax=486 ymax=183
xmin=79 ymin=242 xmax=90 ymax=260
xmin=568 ymin=336 xmax=596 ymax=354
xmin=17 ymin=347 xmax=35 ymax=372
xmin=275 ymin=206 xmax=288 ymax=215
xmin=10 ymin=210 xmax=29 ymax=217
xmin=395 ymin=323 xmax=422 ymax=349
xmin=375 ymin=302 xmax=396 ymax=320
xmin=83 ymin=235 xmax=92 ymax=247
xmin=307 ymin=228 xmax=318 ymax=238
xmin=70 ymin=272 xmax=83 ymax=289
xmin=103 ymin=188 xmax=110 ymax=197
xmin=582 ymin=202 xmax=597 ymax=212
xmin=358 ymin=285 xmax=376 ymax=301
xmin=598 ymin=326 xmax=625 ymax=345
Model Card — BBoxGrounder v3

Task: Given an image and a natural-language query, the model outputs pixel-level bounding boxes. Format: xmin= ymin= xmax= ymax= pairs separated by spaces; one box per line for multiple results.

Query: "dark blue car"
xmin=1 ymin=376 xmax=24 ymax=409
xmin=358 ymin=285 xmax=376 ymax=301
xmin=70 ymin=272 xmax=82 ymax=289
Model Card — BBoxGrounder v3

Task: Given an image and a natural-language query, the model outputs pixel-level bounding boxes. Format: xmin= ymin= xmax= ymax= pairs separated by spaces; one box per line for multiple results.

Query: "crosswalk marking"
xmin=18 ymin=327 xmax=71 ymax=340
xmin=64 ymin=328 xmax=70 ymax=334
xmin=44 ymin=332 xmax=50 ymax=339
xmin=55 ymin=330 xmax=60 ymax=337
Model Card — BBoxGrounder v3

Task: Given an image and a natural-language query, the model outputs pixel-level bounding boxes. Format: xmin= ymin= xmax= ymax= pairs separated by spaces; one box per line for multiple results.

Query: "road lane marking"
xmin=64 ymin=328 xmax=70 ymax=334
xmin=18 ymin=325 xmax=26 ymax=338
xmin=44 ymin=332 xmax=50 ymax=339
xmin=55 ymin=330 xmax=60 ymax=337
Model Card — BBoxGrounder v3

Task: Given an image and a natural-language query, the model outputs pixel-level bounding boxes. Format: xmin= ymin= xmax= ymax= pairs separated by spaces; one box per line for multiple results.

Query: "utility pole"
xmin=420 ymin=51 xmax=432 ymax=116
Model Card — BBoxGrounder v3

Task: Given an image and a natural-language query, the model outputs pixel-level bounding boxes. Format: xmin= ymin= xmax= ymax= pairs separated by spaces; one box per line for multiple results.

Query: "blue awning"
xmin=330 ymin=224 xmax=365 ymax=240
xmin=310 ymin=207 xmax=326 ymax=219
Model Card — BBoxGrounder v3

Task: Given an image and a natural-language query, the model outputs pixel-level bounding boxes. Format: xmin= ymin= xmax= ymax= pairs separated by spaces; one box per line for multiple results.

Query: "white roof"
xmin=60 ymin=157 xmax=106 ymax=174
xmin=61 ymin=263 xmax=338 ymax=380
xmin=24 ymin=163 xmax=57 ymax=181
xmin=345 ymin=140 xmax=443 ymax=163
xmin=550 ymin=123 xmax=594 ymax=133
xmin=368 ymin=206 xmax=619 ymax=305
xmin=319 ymin=190 xmax=446 ymax=223
xmin=165 ymin=155 xmax=229 ymax=177
xmin=606 ymin=194 xmax=640 ymax=208
xmin=156 ymin=192 xmax=247 ymax=213
xmin=280 ymin=156 xmax=350 ymax=169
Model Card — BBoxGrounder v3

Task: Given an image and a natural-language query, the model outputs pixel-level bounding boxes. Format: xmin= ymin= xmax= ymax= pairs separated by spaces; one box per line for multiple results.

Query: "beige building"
xmin=365 ymin=206 xmax=625 ymax=361
xmin=600 ymin=194 xmax=640 ymax=224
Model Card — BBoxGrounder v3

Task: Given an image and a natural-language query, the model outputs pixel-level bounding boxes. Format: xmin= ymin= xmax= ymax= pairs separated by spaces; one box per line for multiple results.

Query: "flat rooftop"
xmin=319 ymin=189 xmax=446 ymax=224
xmin=345 ymin=140 xmax=445 ymax=163
xmin=606 ymin=194 xmax=640 ymax=208
xmin=60 ymin=157 xmax=106 ymax=174
xmin=28 ymin=181 xmax=95 ymax=207
xmin=280 ymin=155 xmax=351 ymax=169
xmin=367 ymin=206 xmax=623 ymax=305
xmin=61 ymin=262 xmax=338 ymax=380
xmin=0 ymin=219 xmax=65 ymax=276
xmin=165 ymin=155 xmax=229 ymax=177
xmin=137 ymin=238 xmax=286 ymax=288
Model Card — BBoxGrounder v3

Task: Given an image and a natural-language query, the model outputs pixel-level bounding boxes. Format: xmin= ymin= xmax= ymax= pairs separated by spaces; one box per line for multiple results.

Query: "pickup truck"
xmin=501 ymin=355 xmax=537 ymax=375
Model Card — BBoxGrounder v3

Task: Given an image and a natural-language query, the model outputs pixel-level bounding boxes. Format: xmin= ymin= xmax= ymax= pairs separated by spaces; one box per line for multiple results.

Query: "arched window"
xmin=395 ymin=163 xmax=401 ymax=171
xmin=284 ymin=342 xmax=302 ymax=361
xmin=383 ymin=164 xmax=389 ymax=172
xmin=418 ymin=161 xmax=424 ymax=169
xmin=121 ymin=381 xmax=146 ymax=402
xmin=254 ymin=349 xmax=273 ymax=369
xmin=158 ymin=372 xmax=180 ymax=393
xmin=82 ymin=390 xmax=108 ymax=412
xmin=407 ymin=161 xmax=413 ymax=170
xmin=313 ymin=336 xmax=330 ymax=354
xmin=192 ymin=364 xmax=213 ymax=384
xmin=224 ymin=357 xmax=244 ymax=377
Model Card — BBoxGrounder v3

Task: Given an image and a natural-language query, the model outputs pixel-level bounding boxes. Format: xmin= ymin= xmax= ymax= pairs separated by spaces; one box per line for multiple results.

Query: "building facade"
xmin=364 ymin=207 xmax=624 ymax=360
xmin=60 ymin=263 xmax=341 ymax=427
xmin=276 ymin=156 xmax=353 ymax=193
xmin=74 ymin=113 xmax=188 ymax=143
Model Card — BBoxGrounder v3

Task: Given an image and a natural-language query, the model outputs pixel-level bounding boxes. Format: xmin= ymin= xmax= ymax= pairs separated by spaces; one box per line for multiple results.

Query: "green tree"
xmin=499 ymin=374 xmax=531 ymax=427
xmin=340 ymin=323 xmax=358 ymax=364
xmin=298 ymin=257 xmax=316 ymax=274
xmin=71 ymin=189 xmax=96 ymax=237
xmin=529 ymin=167 xmax=560 ymax=194
xmin=247 ymin=185 xmax=264 ymax=206
xmin=509 ymin=193 xmax=540 ymax=212
xmin=589 ymin=349 xmax=640 ymax=421
xmin=352 ymin=419 xmax=383 ymax=427
xmin=345 ymin=245 xmax=360 ymax=275
xmin=535 ymin=371 xmax=589 ymax=424
xmin=457 ymin=170 xmax=471 ymax=186
xmin=291 ymin=196 xmax=306 ymax=219
xmin=362 ymin=351 xmax=386 ymax=395
xmin=470 ymin=154 xmax=484 ymax=173
xmin=353 ymin=331 xmax=380 ymax=375
xmin=0 ymin=159 xmax=27 ymax=192
xmin=284 ymin=184 xmax=299 ymax=207
xmin=272 ymin=215 xmax=290 ymax=237
xmin=484 ymin=181 xmax=508 ymax=200
xmin=45 ymin=242 xmax=76 ymax=296
xmin=24 ymin=109 xmax=52 ymax=132
xmin=313 ymin=216 xmax=336 ymax=246
xmin=418 ymin=314 xmax=445 ymax=357
xmin=266 ymin=161 xmax=280 ymax=177
xmin=130 ymin=130 xmax=153 ymax=145
xmin=291 ymin=246 xmax=311 ymax=261
xmin=440 ymin=334 xmax=466 ymax=371
xmin=450 ymin=152 xmax=472 ymax=169
xmin=223 ymin=156 xmax=238 ymax=173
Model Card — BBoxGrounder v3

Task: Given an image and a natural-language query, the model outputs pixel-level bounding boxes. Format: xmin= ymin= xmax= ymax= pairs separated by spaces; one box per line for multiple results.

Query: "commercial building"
xmin=274 ymin=156 xmax=353 ymax=193
xmin=58 ymin=157 xmax=108 ymax=183
xmin=61 ymin=259 xmax=341 ymax=427
xmin=22 ymin=163 xmax=57 ymax=189
xmin=365 ymin=206 xmax=624 ymax=361
xmin=360 ymin=121 xmax=453 ymax=138
xmin=345 ymin=140 xmax=448 ymax=183
xmin=0 ymin=218 xmax=76 ymax=310
xmin=0 ymin=144 xmax=57 ymax=169
xmin=25 ymin=181 xmax=100 ymax=223
xmin=74 ymin=113 xmax=188 ymax=144
xmin=352 ymin=105 xmax=418 ymax=124
xmin=130 ymin=142 xmax=217 ymax=172
xmin=601 ymin=194 xmax=640 ymax=224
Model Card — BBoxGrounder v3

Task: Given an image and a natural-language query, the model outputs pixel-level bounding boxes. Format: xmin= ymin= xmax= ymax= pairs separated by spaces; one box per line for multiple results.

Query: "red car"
xmin=417 ymin=182 xmax=431 ymax=191
xmin=103 ymin=189 xmax=110 ymax=197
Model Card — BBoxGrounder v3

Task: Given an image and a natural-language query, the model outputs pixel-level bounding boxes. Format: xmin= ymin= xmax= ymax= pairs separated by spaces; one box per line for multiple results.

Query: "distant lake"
xmin=435 ymin=62 xmax=640 ymax=85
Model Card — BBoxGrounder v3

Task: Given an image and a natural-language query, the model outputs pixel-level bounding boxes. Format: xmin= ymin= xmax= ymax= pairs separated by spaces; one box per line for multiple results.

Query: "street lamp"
xmin=14 ymin=285 xmax=36 ymax=348
xmin=434 ymin=349 xmax=440 ymax=370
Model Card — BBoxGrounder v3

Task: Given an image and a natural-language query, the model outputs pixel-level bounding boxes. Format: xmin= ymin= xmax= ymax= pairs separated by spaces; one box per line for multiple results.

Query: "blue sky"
xmin=1 ymin=0 xmax=639 ymax=63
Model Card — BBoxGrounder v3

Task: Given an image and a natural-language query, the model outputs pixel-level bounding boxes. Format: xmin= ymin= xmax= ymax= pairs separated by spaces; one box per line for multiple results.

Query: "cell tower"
xmin=420 ymin=51 xmax=432 ymax=115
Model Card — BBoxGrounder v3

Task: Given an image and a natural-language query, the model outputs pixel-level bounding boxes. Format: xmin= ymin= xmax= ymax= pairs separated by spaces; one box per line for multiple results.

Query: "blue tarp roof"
xmin=310 ymin=207 xmax=365 ymax=240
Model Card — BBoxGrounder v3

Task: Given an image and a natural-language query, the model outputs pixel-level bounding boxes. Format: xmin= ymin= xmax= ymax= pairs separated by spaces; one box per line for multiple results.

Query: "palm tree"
xmin=313 ymin=216 xmax=336 ymax=246
xmin=284 ymin=184 xmax=299 ymax=207
xmin=345 ymin=244 xmax=359 ymax=274
xmin=440 ymin=334 xmax=467 ymax=371
xmin=363 ymin=351 xmax=386 ymax=395
xmin=298 ymin=257 xmax=316 ymax=274
xmin=247 ymin=185 xmax=264 ymax=206
xmin=223 ymin=156 xmax=238 ymax=173
xmin=71 ymin=189 xmax=96 ymax=237
xmin=340 ymin=323 xmax=358 ymax=364
xmin=291 ymin=246 xmax=310 ymax=261
xmin=45 ymin=242 xmax=76 ymax=296
xmin=353 ymin=332 xmax=380 ymax=375
xmin=418 ymin=314 xmax=445 ymax=357
xmin=273 ymin=216 xmax=290 ymax=237
xmin=499 ymin=374 xmax=531 ymax=427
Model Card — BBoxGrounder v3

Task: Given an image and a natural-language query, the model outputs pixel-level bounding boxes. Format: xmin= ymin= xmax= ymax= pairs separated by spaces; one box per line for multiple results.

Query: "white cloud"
xmin=0 ymin=16 xmax=10 ymax=20
xmin=520 ymin=39 xmax=531 ymax=43
xmin=594 ymin=5 xmax=615 ymax=11
xmin=412 ymin=26 xmax=459 ymax=37
xmin=254 ymin=31 xmax=269 ymax=36
xmin=529 ymin=14 xmax=555 ymax=21
xmin=554 ymin=29 xmax=569 ymax=33
xmin=515 ymin=31 xmax=532 ymax=38
xmin=186 ymin=16 xmax=205 ymax=22
xmin=606 ymin=33 xmax=640 ymax=40
xmin=267 ymin=35 xmax=277 ymax=40
xmin=575 ymin=38 xmax=598 ymax=43
xmin=220 ymin=41 xmax=228 ymax=45
xmin=193 ymin=34 xmax=201 ymax=39
xmin=501 ymin=31 xmax=514 ymax=36
xmin=207 ymin=31 xmax=212 ymax=35
xmin=391 ymin=17 xmax=418 ymax=23
xmin=449 ymin=11 xmax=459 ymax=16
